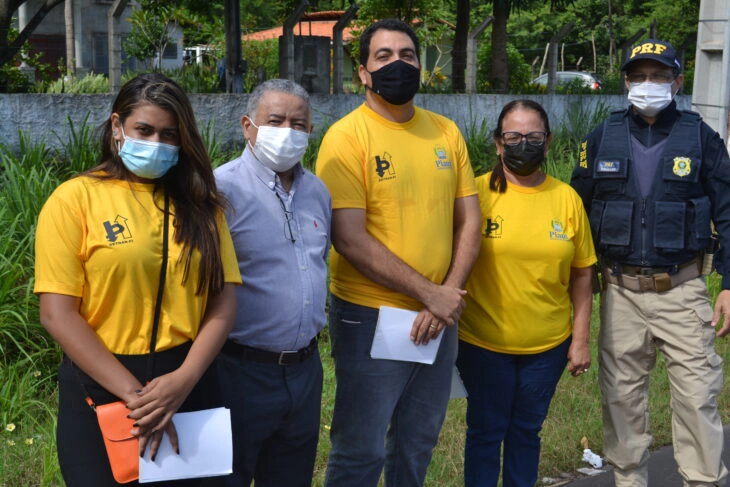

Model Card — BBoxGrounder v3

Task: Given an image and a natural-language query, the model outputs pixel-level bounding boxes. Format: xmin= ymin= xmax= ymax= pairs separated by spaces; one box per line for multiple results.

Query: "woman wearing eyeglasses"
xmin=456 ymin=99 xmax=597 ymax=487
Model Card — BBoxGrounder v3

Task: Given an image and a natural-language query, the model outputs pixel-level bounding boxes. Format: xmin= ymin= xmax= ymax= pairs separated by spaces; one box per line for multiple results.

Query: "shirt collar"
xmin=242 ymin=145 xmax=304 ymax=192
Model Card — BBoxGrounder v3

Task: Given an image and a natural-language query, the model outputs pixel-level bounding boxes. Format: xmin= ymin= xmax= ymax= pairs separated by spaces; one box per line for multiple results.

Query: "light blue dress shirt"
xmin=215 ymin=148 xmax=331 ymax=352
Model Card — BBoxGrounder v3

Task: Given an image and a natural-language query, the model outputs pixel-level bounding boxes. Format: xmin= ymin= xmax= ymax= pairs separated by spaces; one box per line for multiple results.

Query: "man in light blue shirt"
xmin=208 ymin=79 xmax=331 ymax=487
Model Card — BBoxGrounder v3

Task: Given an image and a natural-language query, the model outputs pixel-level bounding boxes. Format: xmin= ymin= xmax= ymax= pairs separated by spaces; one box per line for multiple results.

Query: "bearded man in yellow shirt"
xmin=316 ymin=18 xmax=481 ymax=487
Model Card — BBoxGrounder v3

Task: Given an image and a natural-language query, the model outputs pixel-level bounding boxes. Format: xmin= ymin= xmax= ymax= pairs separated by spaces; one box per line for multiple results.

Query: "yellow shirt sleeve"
xmin=34 ymin=179 xmax=87 ymax=297
xmin=217 ymin=211 xmax=243 ymax=285
xmin=316 ymin=121 xmax=367 ymax=210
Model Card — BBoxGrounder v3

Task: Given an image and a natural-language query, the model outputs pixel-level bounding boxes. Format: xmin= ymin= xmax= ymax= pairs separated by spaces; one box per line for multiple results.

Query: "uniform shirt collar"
xmin=628 ymin=99 xmax=680 ymax=128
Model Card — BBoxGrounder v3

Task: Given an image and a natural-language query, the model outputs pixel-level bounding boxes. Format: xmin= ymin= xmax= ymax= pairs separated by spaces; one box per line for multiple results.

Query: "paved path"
xmin=565 ymin=426 xmax=730 ymax=486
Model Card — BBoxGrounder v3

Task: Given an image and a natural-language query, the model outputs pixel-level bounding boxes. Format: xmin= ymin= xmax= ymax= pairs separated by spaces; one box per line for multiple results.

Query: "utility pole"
xmin=465 ymin=16 xmax=493 ymax=94
xmin=108 ymin=0 xmax=129 ymax=93
xmin=546 ymin=22 xmax=575 ymax=93
xmin=692 ymin=0 xmax=730 ymax=146
xmin=333 ymin=3 xmax=358 ymax=94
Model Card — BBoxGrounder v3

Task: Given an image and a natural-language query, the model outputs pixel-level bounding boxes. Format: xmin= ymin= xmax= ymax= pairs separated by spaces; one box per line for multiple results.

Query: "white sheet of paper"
xmin=450 ymin=365 xmax=468 ymax=399
xmin=139 ymin=407 xmax=232 ymax=483
xmin=370 ymin=306 xmax=443 ymax=364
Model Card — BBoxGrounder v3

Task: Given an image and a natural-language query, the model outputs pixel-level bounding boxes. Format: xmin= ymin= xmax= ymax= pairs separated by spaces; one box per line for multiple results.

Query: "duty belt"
xmin=601 ymin=257 xmax=702 ymax=293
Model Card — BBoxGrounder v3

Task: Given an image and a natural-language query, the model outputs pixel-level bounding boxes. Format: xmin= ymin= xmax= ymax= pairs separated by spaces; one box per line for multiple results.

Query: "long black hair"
xmin=90 ymin=73 xmax=225 ymax=296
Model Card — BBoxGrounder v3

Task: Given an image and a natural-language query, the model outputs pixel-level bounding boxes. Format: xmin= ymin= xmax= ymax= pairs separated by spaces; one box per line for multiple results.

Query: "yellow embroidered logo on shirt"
xmin=549 ymin=219 xmax=569 ymax=241
xmin=672 ymin=157 xmax=691 ymax=177
xmin=434 ymin=145 xmax=453 ymax=169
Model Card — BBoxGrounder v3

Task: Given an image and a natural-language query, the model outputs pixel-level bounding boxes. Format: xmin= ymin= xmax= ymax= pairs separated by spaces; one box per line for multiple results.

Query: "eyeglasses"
xmin=275 ymin=193 xmax=296 ymax=244
xmin=501 ymin=131 xmax=548 ymax=147
xmin=625 ymin=72 xmax=675 ymax=84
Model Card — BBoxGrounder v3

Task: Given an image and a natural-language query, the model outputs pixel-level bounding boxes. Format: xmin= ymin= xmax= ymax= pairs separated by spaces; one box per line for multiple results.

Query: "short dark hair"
xmin=359 ymin=18 xmax=420 ymax=67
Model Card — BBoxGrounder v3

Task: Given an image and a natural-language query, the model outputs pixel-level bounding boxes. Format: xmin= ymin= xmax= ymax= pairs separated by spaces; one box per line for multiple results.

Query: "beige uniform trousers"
xmin=599 ymin=277 xmax=727 ymax=487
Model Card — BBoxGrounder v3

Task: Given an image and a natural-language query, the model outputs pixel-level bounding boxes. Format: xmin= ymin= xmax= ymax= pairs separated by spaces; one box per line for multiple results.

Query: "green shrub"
xmin=476 ymin=41 xmax=533 ymax=93
xmin=38 ymin=73 xmax=109 ymax=94
xmin=165 ymin=63 xmax=221 ymax=93
xmin=243 ymin=39 xmax=279 ymax=92
xmin=0 ymin=65 xmax=34 ymax=93
xmin=464 ymin=116 xmax=496 ymax=177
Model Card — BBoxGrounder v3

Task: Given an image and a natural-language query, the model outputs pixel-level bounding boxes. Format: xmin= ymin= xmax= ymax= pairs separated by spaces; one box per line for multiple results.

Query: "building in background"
xmin=14 ymin=0 xmax=183 ymax=78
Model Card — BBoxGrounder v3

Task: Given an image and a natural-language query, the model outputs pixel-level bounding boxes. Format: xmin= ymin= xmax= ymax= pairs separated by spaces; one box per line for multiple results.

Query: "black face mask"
xmin=502 ymin=141 xmax=546 ymax=176
xmin=368 ymin=59 xmax=421 ymax=106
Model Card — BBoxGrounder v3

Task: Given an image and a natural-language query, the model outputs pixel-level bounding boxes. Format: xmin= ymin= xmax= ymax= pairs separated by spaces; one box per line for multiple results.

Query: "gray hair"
xmin=246 ymin=79 xmax=311 ymax=119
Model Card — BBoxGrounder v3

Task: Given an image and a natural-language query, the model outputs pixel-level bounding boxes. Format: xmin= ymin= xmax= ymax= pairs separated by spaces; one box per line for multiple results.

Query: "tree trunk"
xmin=64 ymin=0 xmax=74 ymax=76
xmin=452 ymin=0 xmax=470 ymax=93
xmin=0 ymin=0 xmax=65 ymax=67
xmin=490 ymin=0 xmax=509 ymax=93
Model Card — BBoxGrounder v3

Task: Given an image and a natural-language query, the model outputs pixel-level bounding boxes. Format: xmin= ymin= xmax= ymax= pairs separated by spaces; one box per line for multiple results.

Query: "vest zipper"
xmin=641 ymin=198 xmax=648 ymax=265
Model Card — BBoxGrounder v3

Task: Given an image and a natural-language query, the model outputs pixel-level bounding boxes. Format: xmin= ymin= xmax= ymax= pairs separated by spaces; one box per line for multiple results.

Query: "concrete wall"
xmin=0 ymin=94 xmax=693 ymax=153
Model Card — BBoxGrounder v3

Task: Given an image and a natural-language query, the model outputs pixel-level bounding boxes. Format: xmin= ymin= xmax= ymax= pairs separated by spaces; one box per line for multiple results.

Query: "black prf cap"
xmin=621 ymin=38 xmax=682 ymax=72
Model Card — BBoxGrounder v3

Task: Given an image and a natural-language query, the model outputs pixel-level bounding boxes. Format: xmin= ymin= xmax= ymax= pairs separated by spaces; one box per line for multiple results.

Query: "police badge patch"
xmin=673 ymin=157 xmax=692 ymax=177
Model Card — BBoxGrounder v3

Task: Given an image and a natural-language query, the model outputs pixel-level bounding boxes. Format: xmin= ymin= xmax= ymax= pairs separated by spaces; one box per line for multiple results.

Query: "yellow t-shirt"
xmin=459 ymin=173 xmax=597 ymax=354
xmin=34 ymin=175 xmax=242 ymax=355
xmin=316 ymin=103 xmax=477 ymax=311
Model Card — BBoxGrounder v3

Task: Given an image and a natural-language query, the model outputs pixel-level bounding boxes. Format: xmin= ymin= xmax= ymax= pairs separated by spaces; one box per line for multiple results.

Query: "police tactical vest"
xmin=589 ymin=109 xmax=711 ymax=266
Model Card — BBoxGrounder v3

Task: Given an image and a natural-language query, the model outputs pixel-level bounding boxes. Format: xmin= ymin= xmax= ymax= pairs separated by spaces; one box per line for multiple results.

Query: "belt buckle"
xmin=278 ymin=350 xmax=298 ymax=365
xmin=637 ymin=275 xmax=655 ymax=291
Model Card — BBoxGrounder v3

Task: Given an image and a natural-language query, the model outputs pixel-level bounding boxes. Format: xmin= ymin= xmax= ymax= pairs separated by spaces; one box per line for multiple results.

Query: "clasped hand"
xmin=126 ymin=369 xmax=195 ymax=461
xmin=410 ymin=285 xmax=466 ymax=345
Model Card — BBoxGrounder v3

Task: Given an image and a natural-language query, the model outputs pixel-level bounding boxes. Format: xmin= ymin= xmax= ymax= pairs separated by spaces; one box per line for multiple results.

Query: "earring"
xmin=113 ymin=131 xmax=117 ymax=136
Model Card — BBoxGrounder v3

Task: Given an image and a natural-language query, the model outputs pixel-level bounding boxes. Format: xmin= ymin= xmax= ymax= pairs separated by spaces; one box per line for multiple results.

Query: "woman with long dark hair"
xmin=34 ymin=73 xmax=241 ymax=486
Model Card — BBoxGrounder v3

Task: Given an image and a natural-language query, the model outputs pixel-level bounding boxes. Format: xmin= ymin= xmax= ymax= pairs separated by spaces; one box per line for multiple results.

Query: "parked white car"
xmin=531 ymin=71 xmax=602 ymax=90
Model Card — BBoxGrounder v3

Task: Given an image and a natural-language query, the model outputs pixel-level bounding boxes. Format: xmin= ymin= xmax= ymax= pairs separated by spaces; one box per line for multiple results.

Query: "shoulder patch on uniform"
xmin=597 ymin=160 xmax=621 ymax=173
xmin=579 ymin=141 xmax=588 ymax=168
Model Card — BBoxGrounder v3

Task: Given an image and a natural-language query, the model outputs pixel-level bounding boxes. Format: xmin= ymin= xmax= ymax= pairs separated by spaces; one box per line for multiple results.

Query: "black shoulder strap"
xmin=146 ymin=191 xmax=169 ymax=382
xmin=77 ymin=191 xmax=170 ymax=409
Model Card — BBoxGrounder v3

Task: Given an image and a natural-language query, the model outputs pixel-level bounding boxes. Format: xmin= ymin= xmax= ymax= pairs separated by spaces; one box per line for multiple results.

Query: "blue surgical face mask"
xmin=117 ymin=127 xmax=180 ymax=179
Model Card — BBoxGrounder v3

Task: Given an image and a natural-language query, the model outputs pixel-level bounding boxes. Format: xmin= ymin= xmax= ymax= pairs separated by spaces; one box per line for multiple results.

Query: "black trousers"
xmin=56 ymin=343 xmax=220 ymax=487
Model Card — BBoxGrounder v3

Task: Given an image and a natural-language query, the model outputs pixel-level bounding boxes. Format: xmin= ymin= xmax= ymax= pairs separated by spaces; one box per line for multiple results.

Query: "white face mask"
xmin=249 ymin=121 xmax=309 ymax=172
xmin=627 ymin=82 xmax=674 ymax=117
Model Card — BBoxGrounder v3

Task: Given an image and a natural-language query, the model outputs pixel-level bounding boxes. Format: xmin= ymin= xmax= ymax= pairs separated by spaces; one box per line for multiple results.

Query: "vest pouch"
xmin=593 ymin=158 xmax=629 ymax=198
xmin=688 ymin=196 xmax=711 ymax=251
xmin=654 ymin=201 xmax=686 ymax=252
xmin=589 ymin=200 xmax=605 ymax=239
xmin=598 ymin=200 xmax=633 ymax=250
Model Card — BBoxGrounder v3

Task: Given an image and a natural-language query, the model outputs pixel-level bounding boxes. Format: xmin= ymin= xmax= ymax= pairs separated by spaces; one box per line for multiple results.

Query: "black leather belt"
xmin=223 ymin=336 xmax=318 ymax=365
xmin=605 ymin=257 xmax=700 ymax=276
